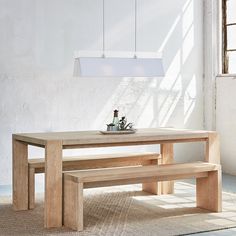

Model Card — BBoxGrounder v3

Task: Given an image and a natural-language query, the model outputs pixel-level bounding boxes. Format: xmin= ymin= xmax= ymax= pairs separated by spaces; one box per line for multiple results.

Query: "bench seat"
xmin=63 ymin=161 xmax=222 ymax=231
xmin=28 ymin=152 xmax=161 ymax=209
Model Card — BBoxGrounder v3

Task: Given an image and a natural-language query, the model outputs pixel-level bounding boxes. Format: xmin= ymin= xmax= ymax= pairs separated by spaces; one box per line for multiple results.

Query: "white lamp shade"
xmin=76 ymin=57 xmax=164 ymax=77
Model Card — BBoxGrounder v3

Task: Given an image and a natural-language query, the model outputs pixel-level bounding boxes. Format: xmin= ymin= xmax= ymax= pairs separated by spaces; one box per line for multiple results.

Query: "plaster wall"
xmin=203 ymin=0 xmax=236 ymax=175
xmin=216 ymin=77 xmax=236 ymax=175
xmin=0 ymin=0 xmax=204 ymax=185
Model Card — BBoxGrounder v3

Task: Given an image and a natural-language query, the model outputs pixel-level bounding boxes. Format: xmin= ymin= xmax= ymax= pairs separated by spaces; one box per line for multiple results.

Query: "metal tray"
xmin=99 ymin=129 xmax=137 ymax=135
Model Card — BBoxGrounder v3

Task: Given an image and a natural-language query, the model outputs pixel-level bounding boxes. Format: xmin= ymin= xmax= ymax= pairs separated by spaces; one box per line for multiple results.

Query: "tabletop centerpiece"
xmin=100 ymin=110 xmax=136 ymax=134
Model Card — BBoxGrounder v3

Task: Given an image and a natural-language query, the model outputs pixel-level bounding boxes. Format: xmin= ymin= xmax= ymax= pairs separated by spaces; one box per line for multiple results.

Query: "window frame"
xmin=222 ymin=0 xmax=236 ymax=74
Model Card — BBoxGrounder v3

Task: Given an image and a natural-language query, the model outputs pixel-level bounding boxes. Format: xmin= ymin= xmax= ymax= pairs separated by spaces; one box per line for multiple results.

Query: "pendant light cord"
xmin=102 ymin=0 xmax=105 ymax=57
xmin=103 ymin=0 xmax=137 ymax=58
xmin=134 ymin=0 xmax=137 ymax=58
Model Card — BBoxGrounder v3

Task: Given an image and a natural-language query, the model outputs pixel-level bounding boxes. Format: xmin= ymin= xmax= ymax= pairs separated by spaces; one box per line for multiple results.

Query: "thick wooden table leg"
xmin=44 ymin=140 xmax=63 ymax=228
xmin=205 ymin=132 xmax=220 ymax=164
xmin=142 ymin=158 xmax=162 ymax=195
xmin=13 ymin=138 xmax=29 ymax=210
xmin=161 ymin=143 xmax=174 ymax=194
xmin=196 ymin=169 xmax=222 ymax=212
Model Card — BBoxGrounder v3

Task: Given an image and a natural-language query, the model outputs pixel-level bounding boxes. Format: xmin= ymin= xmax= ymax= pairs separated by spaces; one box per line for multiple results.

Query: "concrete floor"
xmin=194 ymin=228 xmax=236 ymax=236
xmin=1 ymin=173 xmax=236 ymax=235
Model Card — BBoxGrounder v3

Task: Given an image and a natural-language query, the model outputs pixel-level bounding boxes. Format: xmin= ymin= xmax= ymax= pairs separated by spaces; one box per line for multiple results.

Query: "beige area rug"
xmin=1 ymin=182 xmax=236 ymax=236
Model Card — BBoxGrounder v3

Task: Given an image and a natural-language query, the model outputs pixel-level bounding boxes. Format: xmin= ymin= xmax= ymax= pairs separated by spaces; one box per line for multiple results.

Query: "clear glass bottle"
xmin=112 ymin=109 xmax=119 ymax=130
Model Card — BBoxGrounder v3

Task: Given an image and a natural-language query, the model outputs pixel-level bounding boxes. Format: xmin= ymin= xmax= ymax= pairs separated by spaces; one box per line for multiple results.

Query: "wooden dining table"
xmin=12 ymin=128 xmax=220 ymax=228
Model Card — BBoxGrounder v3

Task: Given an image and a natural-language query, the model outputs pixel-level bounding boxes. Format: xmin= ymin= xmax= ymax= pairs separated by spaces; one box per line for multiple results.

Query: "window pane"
xmin=228 ymin=51 xmax=236 ymax=74
xmin=227 ymin=0 xmax=236 ymax=23
xmin=227 ymin=25 xmax=236 ymax=50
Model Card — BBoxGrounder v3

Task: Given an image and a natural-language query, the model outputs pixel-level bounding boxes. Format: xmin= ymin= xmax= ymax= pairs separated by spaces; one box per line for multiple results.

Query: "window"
xmin=222 ymin=0 xmax=236 ymax=74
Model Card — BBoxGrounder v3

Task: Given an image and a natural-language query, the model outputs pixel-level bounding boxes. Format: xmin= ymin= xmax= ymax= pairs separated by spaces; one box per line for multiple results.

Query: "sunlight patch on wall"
xmin=158 ymin=75 xmax=182 ymax=126
xmin=184 ymin=75 xmax=196 ymax=124
xmin=182 ymin=0 xmax=194 ymax=64
xmin=89 ymin=0 xmax=197 ymax=130
xmin=136 ymin=92 xmax=154 ymax=127
xmin=163 ymin=50 xmax=181 ymax=83
xmin=158 ymin=48 xmax=182 ymax=127
xmin=182 ymin=0 xmax=193 ymax=36
xmin=91 ymin=78 xmax=131 ymax=129
xmin=182 ymin=27 xmax=194 ymax=65
xmin=158 ymin=15 xmax=181 ymax=52
xmin=91 ymin=77 xmax=154 ymax=129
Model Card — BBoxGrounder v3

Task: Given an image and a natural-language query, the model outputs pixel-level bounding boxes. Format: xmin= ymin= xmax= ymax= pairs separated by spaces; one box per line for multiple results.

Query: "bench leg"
xmin=64 ymin=178 xmax=83 ymax=231
xmin=28 ymin=167 xmax=35 ymax=209
xmin=142 ymin=159 xmax=162 ymax=195
xmin=196 ymin=169 xmax=222 ymax=212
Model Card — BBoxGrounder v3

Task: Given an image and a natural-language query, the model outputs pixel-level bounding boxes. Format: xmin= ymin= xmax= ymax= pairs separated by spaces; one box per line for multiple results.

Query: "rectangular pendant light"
xmin=74 ymin=51 xmax=164 ymax=77
xmin=73 ymin=1 xmax=165 ymax=78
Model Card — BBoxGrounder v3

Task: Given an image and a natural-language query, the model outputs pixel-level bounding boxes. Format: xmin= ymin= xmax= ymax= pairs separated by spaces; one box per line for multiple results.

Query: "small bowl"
xmin=106 ymin=124 xmax=118 ymax=131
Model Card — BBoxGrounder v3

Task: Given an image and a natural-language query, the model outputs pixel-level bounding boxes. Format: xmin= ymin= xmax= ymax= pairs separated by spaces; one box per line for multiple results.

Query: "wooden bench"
xmin=63 ymin=162 xmax=222 ymax=231
xmin=28 ymin=152 xmax=161 ymax=209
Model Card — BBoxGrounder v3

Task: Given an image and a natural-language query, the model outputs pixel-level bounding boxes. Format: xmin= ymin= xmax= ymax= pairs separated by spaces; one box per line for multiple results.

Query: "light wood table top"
xmin=13 ymin=128 xmax=211 ymax=148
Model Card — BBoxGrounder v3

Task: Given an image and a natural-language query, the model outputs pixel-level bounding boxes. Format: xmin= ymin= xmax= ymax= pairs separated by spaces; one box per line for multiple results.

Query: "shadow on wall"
xmin=0 ymin=0 xmax=203 ymax=133
xmin=87 ymin=0 xmax=202 ymax=130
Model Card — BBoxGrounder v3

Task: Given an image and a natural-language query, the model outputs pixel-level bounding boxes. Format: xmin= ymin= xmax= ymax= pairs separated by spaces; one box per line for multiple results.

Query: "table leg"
xmin=161 ymin=143 xmax=174 ymax=194
xmin=205 ymin=132 xmax=220 ymax=164
xmin=44 ymin=140 xmax=63 ymax=228
xmin=13 ymin=138 xmax=29 ymax=210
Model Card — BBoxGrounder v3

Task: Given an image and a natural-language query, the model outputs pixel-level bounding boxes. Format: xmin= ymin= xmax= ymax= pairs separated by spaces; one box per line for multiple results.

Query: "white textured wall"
xmin=216 ymin=77 xmax=236 ymax=175
xmin=203 ymin=0 xmax=219 ymax=131
xmin=204 ymin=0 xmax=236 ymax=176
xmin=0 ymin=0 xmax=204 ymax=185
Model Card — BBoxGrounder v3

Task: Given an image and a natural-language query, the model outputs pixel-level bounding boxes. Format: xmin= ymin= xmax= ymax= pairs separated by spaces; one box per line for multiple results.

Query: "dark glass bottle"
xmin=112 ymin=110 xmax=119 ymax=130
